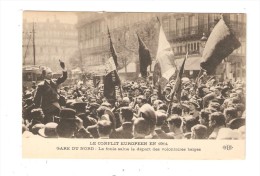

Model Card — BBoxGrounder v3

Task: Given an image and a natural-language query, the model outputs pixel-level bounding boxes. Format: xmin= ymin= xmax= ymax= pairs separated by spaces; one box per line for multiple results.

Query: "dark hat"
xmin=72 ymin=102 xmax=88 ymax=112
xmin=38 ymin=122 xmax=58 ymax=138
xmin=59 ymin=108 xmax=76 ymax=120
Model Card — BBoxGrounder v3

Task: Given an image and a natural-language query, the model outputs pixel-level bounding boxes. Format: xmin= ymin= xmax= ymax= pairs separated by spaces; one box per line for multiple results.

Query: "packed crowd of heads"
xmin=22 ymin=76 xmax=246 ymax=139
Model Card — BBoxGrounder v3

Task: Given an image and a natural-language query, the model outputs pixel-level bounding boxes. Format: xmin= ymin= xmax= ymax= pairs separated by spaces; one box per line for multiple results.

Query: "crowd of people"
xmin=22 ymin=61 xmax=246 ymax=139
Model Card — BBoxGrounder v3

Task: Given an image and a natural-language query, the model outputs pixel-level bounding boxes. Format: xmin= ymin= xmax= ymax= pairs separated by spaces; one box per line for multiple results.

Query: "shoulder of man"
xmin=37 ymin=81 xmax=45 ymax=87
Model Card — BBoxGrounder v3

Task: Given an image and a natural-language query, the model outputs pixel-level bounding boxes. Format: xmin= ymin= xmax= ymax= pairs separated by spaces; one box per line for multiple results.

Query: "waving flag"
xmin=200 ymin=18 xmax=241 ymax=75
xmin=107 ymin=27 xmax=118 ymax=68
xmin=171 ymin=52 xmax=188 ymax=102
xmin=137 ymin=33 xmax=152 ymax=78
xmin=154 ymin=25 xmax=176 ymax=89
xmin=104 ymin=57 xmax=121 ymax=100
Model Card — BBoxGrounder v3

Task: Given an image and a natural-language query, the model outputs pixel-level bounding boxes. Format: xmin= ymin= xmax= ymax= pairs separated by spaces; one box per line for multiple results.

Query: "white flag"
xmin=156 ymin=25 xmax=176 ymax=81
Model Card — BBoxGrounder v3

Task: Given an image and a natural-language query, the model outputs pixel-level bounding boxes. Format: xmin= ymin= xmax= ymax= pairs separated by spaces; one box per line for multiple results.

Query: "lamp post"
xmin=199 ymin=33 xmax=208 ymax=55
xmin=200 ymin=33 xmax=207 ymax=48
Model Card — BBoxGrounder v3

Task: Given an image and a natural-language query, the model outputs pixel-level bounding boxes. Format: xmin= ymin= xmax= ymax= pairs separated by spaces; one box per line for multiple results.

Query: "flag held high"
xmin=200 ymin=18 xmax=241 ymax=75
xmin=171 ymin=52 xmax=188 ymax=102
xmin=103 ymin=57 xmax=121 ymax=101
xmin=137 ymin=33 xmax=152 ymax=78
xmin=154 ymin=24 xmax=176 ymax=89
xmin=107 ymin=26 xmax=119 ymax=68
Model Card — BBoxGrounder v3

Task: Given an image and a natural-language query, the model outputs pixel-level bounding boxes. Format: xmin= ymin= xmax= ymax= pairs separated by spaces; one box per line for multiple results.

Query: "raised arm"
xmin=56 ymin=60 xmax=68 ymax=85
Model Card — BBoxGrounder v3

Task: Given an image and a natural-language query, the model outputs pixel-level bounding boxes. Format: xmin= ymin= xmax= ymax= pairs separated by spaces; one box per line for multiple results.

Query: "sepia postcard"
xmin=22 ymin=11 xmax=246 ymax=159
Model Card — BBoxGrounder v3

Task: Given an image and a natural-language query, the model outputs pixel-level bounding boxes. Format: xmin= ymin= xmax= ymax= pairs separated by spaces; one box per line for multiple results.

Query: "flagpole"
xmin=156 ymin=16 xmax=161 ymax=25
xmin=170 ymin=51 xmax=188 ymax=103
xmin=107 ymin=25 xmax=122 ymax=100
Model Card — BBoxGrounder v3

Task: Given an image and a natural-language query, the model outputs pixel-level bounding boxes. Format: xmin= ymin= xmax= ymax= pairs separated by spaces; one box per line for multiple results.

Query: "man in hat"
xmin=72 ymin=102 xmax=97 ymax=129
xmin=56 ymin=108 xmax=79 ymax=138
xmin=34 ymin=60 xmax=67 ymax=123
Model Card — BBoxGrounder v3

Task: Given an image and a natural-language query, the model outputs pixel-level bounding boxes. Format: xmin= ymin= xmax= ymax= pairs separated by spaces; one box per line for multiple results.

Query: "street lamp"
xmin=200 ymin=33 xmax=208 ymax=48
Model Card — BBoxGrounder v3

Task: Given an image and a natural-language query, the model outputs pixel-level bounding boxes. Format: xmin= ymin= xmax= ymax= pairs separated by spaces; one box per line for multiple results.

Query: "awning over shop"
xmin=71 ymin=67 xmax=82 ymax=74
xmin=118 ymin=62 xmax=136 ymax=73
xmin=175 ymin=56 xmax=202 ymax=70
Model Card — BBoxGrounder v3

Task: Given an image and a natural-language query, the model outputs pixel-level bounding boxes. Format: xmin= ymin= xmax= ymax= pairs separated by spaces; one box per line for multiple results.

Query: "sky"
xmin=23 ymin=11 xmax=78 ymax=24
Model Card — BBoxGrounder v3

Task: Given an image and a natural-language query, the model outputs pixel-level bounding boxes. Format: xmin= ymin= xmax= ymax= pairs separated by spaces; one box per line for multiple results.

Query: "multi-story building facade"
xmin=77 ymin=12 xmax=246 ymax=81
xmin=76 ymin=12 xmax=158 ymax=75
xmin=161 ymin=13 xmax=246 ymax=81
xmin=23 ymin=18 xmax=78 ymax=72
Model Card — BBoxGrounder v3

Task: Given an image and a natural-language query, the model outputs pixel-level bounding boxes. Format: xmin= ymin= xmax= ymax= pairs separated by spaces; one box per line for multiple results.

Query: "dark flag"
xmin=171 ymin=52 xmax=187 ymax=102
xmin=107 ymin=26 xmax=118 ymax=68
xmin=200 ymin=18 xmax=241 ymax=75
xmin=137 ymin=33 xmax=152 ymax=78
xmin=104 ymin=57 xmax=121 ymax=100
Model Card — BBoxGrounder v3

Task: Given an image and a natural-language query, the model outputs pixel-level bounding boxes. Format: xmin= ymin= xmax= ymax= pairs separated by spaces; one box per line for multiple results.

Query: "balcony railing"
xmin=168 ymin=26 xmax=200 ymax=41
xmin=174 ymin=50 xmax=200 ymax=56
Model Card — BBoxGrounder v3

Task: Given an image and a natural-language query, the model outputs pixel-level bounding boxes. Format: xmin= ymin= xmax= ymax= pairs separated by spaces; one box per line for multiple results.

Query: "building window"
xmin=176 ymin=18 xmax=182 ymax=36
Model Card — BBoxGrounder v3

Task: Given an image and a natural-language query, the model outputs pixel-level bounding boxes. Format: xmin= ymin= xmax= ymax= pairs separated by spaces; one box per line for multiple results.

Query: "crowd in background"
xmin=22 ymin=70 xmax=246 ymax=140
